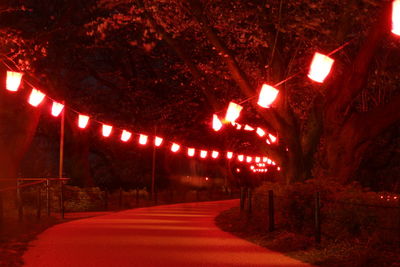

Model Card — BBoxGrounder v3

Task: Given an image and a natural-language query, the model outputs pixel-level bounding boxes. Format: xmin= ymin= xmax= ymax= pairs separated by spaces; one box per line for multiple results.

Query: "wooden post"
xmin=46 ymin=179 xmax=50 ymax=216
xmin=268 ymin=190 xmax=275 ymax=232
xmin=119 ymin=187 xmax=123 ymax=209
xmin=60 ymin=180 xmax=64 ymax=219
xmin=36 ymin=185 xmax=41 ymax=220
xmin=314 ymin=192 xmax=321 ymax=244
xmin=247 ymin=188 xmax=252 ymax=214
xmin=17 ymin=180 xmax=23 ymax=222
xmin=240 ymin=187 xmax=246 ymax=212
xmin=58 ymin=101 xmax=65 ymax=180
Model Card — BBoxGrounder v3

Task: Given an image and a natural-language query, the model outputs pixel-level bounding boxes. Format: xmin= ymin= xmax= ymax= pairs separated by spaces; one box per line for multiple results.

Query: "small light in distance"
xmin=205 ymin=177 xmax=209 ymax=181
xmin=227 ymin=151 xmax=233 ymax=159
xmin=188 ymin=148 xmax=195 ymax=157
xmin=246 ymin=156 xmax=252 ymax=163
xmin=51 ymin=101 xmax=64 ymax=117
xmin=211 ymin=151 xmax=219 ymax=159
xmin=120 ymin=130 xmax=132 ymax=142
xmin=236 ymin=168 xmax=241 ymax=173
xmin=238 ymin=155 xmax=244 ymax=162
xmin=200 ymin=150 xmax=207 ymax=158
xmin=155 ymin=136 xmax=163 ymax=147
xmin=171 ymin=143 xmax=180 ymax=153
xmin=256 ymin=127 xmax=266 ymax=137
xmin=139 ymin=134 xmax=148 ymax=145
xmin=244 ymin=125 xmax=254 ymax=131
xmin=102 ymin=124 xmax=113 ymax=137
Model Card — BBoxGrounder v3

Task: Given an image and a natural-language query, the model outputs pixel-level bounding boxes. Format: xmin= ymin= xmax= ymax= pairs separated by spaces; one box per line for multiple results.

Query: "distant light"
xmin=102 ymin=124 xmax=112 ymax=137
xmin=200 ymin=150 xmax=208 ymax=158
xmin=121 ymin=130 xmax=132 ymax=142
xmin=212 ymin=114 xmax=223 ymax=131
xmin=28 ymin=88 xmax=45 ymax=107
xmin=250 ymin=165 xmax=254 ymax=170
xmin=205 ymin=177 xmax=209 ymax=181
xmin=255 ymin=157 xmax=260 ymax=163
xmin=227 ymin=151 xmax=233 ymax=159
xmin=246 ymin=156 xmax=252 ymax=163
xmin=155 ymin=136 xmax=163 ymax=147
xmin=263 ymin=157 xmax=268 ymax=162
xmin=6 ymin=71 xmax=23 ymax=92
xmin=51 ymin=101 xmax=64 ymax=117
xmin=139 ymin=134 xmax=148 ymax=145
xmin=308 ymin=52 xmax=334 ymax=83
xmin=188 ymin=148 xmax=195 ymax=157
xmin=256 ymin=127 xmax=266 ymax=137
xmin=257 ymin=83 xmax=279 ymax=108
xmin=266 ymin=139 xmax=271 ymax=145
xmin=225 ymin=102 xmax=243 ymax=123
xmin=78 ymin=114 xmax=89 ymax=129
xmin=244 ymin=125 xmax=254 ymax=131
xmin=238 ymin=155 xmax=244 ymax=162
xmin=236 ymin=168 xmax=241 ymax=173
xmin=171 ymin=143 xmax=180 ymax=153
xmin=392 ymin=0 xmax=400 ymax=35
xmin=211 ymin=151 xmax=219 ymax=159
xmin=277 ymin=167 xmax=281 ymax=171
xmin=236 ymin=123 xmax=242 ymax=130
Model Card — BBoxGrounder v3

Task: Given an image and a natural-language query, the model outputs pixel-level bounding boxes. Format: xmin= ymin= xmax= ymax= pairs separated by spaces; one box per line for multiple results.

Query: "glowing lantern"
xmin=225 ymin=102 xmax=243 ymax=123
xmin=227 ymin=151 xmax=233 ymax=159
xmin=236 ymin=124 xmax=242 ymax=130
xmin=263 ymin=157 xmax=268 ymax=162
xmin=212 ymin=114 xmax=223 ymax=131
xmin=51 ymin=101 xmax=64 ymax=117
xmin=200 ymin=150 xmax=208 ymax=158
xmin=212 ymin=151 xmax=219 ymax=159
xmin=272 ymin=161 xmax=276 ymax=166
xmin=393 ymin=0 xmax=400 ymax=35
xmin=256 ymin=127 xmax=266 ymax=137
xmin=139 ymin=134 xmax=148 ymax=145
xmin=121 ymin=130 xmax=132 ymax=142
xmin=250 ymin=165 xmax=254 ymax=170
xmin=266 ymin=139 xmax=271 ymax=145
xmin=244 ymin=125 xmax=254 ymax=131
xmin=155 ymin=136 xmax=163 ymax=147
xmin=267 ymin=158 xmax=272 ymax=164
xmin=257 ymin=84 xmax=279 ymax=108
xmin=102 ymin=124 xmax=112 ymax=137
xmin=6 ymin=71 xmax=23 ymax=92
xmin=236 ymin=168 xmax=241 ymax=173
xmin=246 ymin=156 xmax=252 ymax=163
xmin=238 ymin=155 xmax=244 ymax=162
xmin=78 ymin=114 xmax=89 ymax=129
xmin=268 ymin=133 xmax=277 ymax=143
xmin=255 ymin=157 xmax=260 ymax=163
xmin=188 ymin=148 xmax=195 ymax=157
xmin=308 ymin=52 xmax=334 ymax=83
xmin=28 ymin=88 xmax=45 ymax=107
xmin=171 ymin=143 xmax=180 ymax=153
xmin=277 ymin=167 xmax=281 ymax=171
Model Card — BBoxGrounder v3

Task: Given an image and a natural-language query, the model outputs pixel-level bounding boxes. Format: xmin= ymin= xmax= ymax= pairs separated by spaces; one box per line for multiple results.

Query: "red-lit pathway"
xmin=23 ymin=200 xmax=311 ymax=267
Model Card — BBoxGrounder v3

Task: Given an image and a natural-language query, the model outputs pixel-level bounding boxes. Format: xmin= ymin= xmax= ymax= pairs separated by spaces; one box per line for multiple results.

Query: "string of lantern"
xmin=3 ymin=68 xmax=277 ymax=167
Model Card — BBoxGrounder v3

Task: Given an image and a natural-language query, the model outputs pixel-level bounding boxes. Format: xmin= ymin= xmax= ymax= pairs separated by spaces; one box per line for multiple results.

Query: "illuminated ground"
xmin=23 ymin=200 xmax=311 ymax=266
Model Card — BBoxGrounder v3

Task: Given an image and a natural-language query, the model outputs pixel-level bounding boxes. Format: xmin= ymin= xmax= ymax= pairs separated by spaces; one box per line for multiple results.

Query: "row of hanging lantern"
xmin=4 ymin=70 xmax=274 ymax=165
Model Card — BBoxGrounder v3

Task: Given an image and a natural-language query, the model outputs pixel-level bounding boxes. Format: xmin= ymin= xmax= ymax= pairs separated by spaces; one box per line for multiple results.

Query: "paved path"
xmin=23 ymin=200 xmax=311 ymax=267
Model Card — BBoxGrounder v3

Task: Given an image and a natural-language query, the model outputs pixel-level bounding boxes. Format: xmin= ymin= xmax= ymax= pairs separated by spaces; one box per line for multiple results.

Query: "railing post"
xmin=247 ymin=188 xmax=252 ymax=214
xmin=240 ymin=187 xmax=246 ymax=212
xmin=46 ymin=179 xmax=50 ymax=216
xmin=268 ymin=190 xmax=275 ymax=232
xmin=17 ymin=180 xmax=23 ymax=222
xmin=119 ymin=187 xmax=123 ymax=209
xmin=314 ymin=192 xmax=321 ymax=244
xmin=60 ymin=180 xmax=64 ymax=219
xmin=36 ymin=184 xmax=41 ymax=220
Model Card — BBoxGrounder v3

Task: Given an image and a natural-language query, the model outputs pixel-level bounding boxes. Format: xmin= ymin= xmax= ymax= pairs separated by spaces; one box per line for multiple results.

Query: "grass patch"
xmin=215 ymin=207 xmax=400 ymax=267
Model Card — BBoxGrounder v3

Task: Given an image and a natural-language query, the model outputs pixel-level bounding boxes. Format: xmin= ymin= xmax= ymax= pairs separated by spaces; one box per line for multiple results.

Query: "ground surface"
xmin=23 ymin=199 xmax=311 ymax=267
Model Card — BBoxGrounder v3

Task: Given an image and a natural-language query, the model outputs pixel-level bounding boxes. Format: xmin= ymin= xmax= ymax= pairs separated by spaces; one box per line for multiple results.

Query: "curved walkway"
xmin=23 ymin=200 xmax=311 ymax=267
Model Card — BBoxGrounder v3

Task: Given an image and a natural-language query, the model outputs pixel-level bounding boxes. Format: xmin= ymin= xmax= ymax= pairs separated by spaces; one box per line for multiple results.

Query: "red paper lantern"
xmin=255 ymin=157 xmax=260 ymax=163
xmin=256 ymin=127 xmax=266 ymax=137
xmin=246 ymin=156 xmax=252 ymax=163
xmin=155 ymin=136 xmax=163 ymax=147
xmin=226 ymin=151 xmax=233 ymax=159
xmin=211 ymin=151 xmax=219 ymax=159
xmin=268 ymin=133 xmax=277 ymax=143
xmin=236 ymin=123 xmax=242 ymax=130
xmin=78 ymin=114 xmax=89 ymax=129
xmin=393 ymin=0 xmax=400 ymax=35
xmin=6 ymin=71 xmax=23 ymax=92
xmin=102 ymin=124 xmax=112 ymax=137
xmin=238 ymin=155 xmax=244 ymax=162
xmin=225 ymin=102 xmax=243 ymax=123
xmin=212 ymin=114 xmax=223 ymax=131
xmin=28 ymin=88 xmax=45 ymax=107
xmin=188 ymin=148 xmax=195 ymax=157
xmin=121 ymin=130 xmax=132 ymax=142
xmin=308 ymin=52 xmax=334 ymax=83
xmin=263 ymin=157 xmax=268 ymax=162
xmin=257 ymin=84 xmax=279 ymax=108
xmin=171 ymin=143 xmax=180 ymax=152
xmin=200 ymin=150 xmax=208 ymax=158
xmin=244 ymin=125 xmax=254 ymax=131
xmin=139 ymin=134 xmax=148 ymax=145
xmin=51 ymin=101 xmax=64 ymax=117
